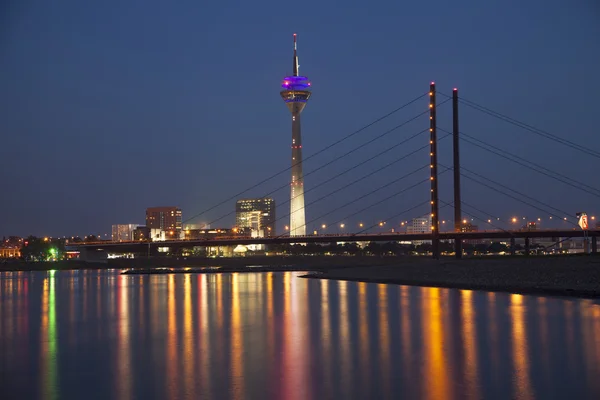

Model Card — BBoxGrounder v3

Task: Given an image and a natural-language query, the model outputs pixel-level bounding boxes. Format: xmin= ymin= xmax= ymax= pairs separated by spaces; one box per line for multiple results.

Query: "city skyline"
xmin=1 ymin=1 xmax=599 ymax=237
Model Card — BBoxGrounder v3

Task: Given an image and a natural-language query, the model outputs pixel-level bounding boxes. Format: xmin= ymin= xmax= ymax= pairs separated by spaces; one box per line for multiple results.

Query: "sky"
xmin=1 ymin=0 xmax=599 ymax=238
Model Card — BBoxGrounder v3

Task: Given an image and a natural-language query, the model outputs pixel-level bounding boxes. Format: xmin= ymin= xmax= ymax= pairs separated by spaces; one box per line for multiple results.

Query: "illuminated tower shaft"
xmin=280 ymin=34 xmax=311 ymax=236
xmin=289 ymin=103 xmax=306 ymax=236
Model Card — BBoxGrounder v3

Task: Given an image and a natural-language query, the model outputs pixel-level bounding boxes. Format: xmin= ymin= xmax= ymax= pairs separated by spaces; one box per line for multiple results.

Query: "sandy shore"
xmin=303 ymin=255 xmax=600 ymax=299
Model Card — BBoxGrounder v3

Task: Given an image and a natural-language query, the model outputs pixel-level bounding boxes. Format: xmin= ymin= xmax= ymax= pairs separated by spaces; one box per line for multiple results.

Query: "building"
xmin=111 ymin=224 xmax=140 ymax=242
xmin=146 ymin=207 xmax=182 ymax=233
xmin=0 ymin=246 xmax=20 ymax=258
xmin=133 ymin=226 xmax=151 ymax=241
xmin=235 ymin=198 xmax=275 ymax=236
xmin=460 ymin=222 xmax=484 ymax=245
xmin=407 ymin=217 xmax=432 ymax=245
xmin=184 ymin=227 xmax=251 ymax=240
xmin=280 ymin=33 xmax=311 ymax=236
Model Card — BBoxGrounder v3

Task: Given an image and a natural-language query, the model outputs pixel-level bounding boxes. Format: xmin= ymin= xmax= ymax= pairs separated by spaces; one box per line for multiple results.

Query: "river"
xmin=1 ymin=270 xmax=599 ymax=399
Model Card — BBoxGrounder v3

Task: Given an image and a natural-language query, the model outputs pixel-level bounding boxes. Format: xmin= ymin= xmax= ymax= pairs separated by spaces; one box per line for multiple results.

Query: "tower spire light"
xmin=293 ymin=33 xmax=299 ymax=76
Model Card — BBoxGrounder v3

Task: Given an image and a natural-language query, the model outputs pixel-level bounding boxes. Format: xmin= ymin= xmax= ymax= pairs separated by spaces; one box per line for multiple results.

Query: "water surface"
xmin=1 ymin=270 xmax=600 ymax=399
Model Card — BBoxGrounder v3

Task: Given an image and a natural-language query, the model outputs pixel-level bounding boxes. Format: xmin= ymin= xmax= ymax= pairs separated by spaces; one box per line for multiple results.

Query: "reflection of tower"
xmin=280 ymin=33 xmax=311 ymax=236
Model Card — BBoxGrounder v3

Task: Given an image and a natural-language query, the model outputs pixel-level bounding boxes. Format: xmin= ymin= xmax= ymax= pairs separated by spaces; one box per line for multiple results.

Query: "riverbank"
xmin=0 ymin=255 xmax=414 ymax=272
xmin=303 ymin=255 xmax=600 ymax=299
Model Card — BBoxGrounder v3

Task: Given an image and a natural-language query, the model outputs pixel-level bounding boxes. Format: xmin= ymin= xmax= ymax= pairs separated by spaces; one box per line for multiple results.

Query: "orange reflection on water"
xmin=460 ymin=290 xmax=480 ymax=400
xmin=116 ymin=275 xmax=132 ymax=400
xmin=166 ymin=274 xmax=178 ymax=399
xmin=320 ymin=279 xmax=333 ymax=396
xmin=358 ymin=282 xmax=369 ymax=393
xmin=281 ymin=272 xmax=309 ymax=400
xmin=510 ymin=294 xmax=533 ymax=399
xmin=216 ymin=274 xmax=223 ymax=330
xmin=400 ymin=286 xmax=412 ymax=385
xmin=265 ymin=273 xmax=275 ymax=381
xmin=183 ymin=275 xmax=195 ymax=395
xmin=199 ymin=274 xmax=211 ymax=396
xmin=338 ymin=280 xmax=351 ymax=399
xmin=230 ymin=274 xmax=245 ymax=398
xmin=378 ymin=284 xmax=391 ymax=398
xmin=422 ymin=287 xmax=451 ymax=400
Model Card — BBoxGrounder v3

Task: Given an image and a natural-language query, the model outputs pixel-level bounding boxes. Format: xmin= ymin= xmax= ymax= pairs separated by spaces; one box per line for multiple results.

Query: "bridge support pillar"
xmin=524 ymin=237 xmax=530 ymax=256
xmin=452 ymin=88 xmax=462 ymax=259
xmin=429 ymin=82 xmax=440 ymax=259
xmin=510 ymin=237 xmax=516 ymax=256
xmin=592 ymin=236 xmax=597 ymax=254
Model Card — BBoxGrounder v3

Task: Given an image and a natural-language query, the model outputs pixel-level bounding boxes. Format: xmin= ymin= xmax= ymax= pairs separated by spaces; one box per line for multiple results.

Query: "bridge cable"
xmin=439 ymin=199 xmax=515 ymax=237
xmin=182 ymin=92 xmax=428 ymax=224
xmin=202 ymin=102 xmax=449 ymax=228
xmin=438 ymin=127 xmax=600 ymax=197
xmin=458 ymin=134 xmax=600 ymax=199
xmin=276 ymin=164 xmax=436 ymax=238
xmin=449 ymin=168 xmax=579 ymax=228
xmin=267 ymin=132 xmax=452 ymax=232
xmin=349 ymin=167 xmax=453 ymax=236
xmin=438 ymin=92 xmax=600 ymax=159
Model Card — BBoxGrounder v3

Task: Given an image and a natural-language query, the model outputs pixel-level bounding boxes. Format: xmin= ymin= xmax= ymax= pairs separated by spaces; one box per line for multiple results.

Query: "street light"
xmin=340 ymin=223 xmax=345 ymax=229
xmin=321 ymin=224 xmax=326 ymax=229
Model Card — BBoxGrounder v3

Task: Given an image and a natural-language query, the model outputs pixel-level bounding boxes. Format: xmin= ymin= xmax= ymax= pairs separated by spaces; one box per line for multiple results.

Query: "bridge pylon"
xmin=430 ymin=82 xmax=440 ymax=259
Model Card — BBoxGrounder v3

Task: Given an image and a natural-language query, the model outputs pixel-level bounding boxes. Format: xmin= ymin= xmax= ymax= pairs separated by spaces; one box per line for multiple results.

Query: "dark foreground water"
xmin=1 ymin=270 xmax=600 ymax=400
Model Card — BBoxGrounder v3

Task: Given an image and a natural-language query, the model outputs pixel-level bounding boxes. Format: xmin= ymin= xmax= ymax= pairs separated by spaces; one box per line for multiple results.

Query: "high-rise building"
xmin=235 ymin=198 xmax=275 ymax=236
xmin=145 ymin=207 xmax=182 ymax=233
xmin=407 ymin=217 xmax=432 ymax=245
xmin=280 ymin=33 xmax=311 ymax=236
xmin=111 ymin=224 xmax=140 ymax=242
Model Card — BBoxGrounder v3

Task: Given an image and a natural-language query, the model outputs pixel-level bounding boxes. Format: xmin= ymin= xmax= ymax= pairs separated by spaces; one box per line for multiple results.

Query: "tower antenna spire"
xmin=293 ymin=33 xmax=299 ymax=76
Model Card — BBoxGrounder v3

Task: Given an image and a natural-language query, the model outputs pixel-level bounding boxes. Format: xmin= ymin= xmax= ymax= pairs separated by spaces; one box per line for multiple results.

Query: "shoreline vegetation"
xmin=1 ymin=254 xmax=599 ymax=299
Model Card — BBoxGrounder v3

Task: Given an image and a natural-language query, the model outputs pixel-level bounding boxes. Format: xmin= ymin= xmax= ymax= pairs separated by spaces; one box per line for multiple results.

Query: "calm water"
xmin=1 ymin=270 xmax=600 ymax=400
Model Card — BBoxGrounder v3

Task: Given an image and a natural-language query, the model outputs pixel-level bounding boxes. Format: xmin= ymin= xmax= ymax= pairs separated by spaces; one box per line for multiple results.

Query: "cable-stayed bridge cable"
xmin=438 ymin=127 xmax=600 ymax=197
xmin=203 ymin=106 xmax=447 ymax=228
xmin=269 ymin=132 xmax=452 ymax=231
xmin=183 ymin=92 xmax=428 ymax=224
xmin=456 ymin=170 xmax=579 ymax=227
xmin=278 ymin=165 xmax=433 ymax=238
xmin=350 ymin=167 xmax=452 ymax=235
xmin=438 ymin=92 xmax=600 ymax=159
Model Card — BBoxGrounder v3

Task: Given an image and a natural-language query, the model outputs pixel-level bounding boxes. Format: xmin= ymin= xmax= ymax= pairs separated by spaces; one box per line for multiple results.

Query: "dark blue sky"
xmin=1 ymin=0 xmax=599 ymax=238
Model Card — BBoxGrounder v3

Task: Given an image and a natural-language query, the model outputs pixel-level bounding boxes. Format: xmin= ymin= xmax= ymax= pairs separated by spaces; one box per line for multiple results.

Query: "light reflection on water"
xmin=1 ymin=270 xmax=600 ymax=399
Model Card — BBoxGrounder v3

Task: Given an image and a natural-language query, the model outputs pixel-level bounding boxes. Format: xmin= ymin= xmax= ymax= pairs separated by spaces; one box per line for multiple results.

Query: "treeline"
xmin=266 ymin=241 xmax=513 ymax=256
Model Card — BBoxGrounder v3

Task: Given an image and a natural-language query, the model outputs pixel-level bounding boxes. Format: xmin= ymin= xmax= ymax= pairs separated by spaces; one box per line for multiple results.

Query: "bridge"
xmin=72 ymin=84 xmax=599 ymax=259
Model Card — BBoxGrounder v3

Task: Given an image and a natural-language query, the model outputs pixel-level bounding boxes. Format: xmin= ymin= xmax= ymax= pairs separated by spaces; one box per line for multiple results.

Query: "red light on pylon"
xmin=453 ymin=88 xmax=458 ymax=91
xmin=430 ymin=81 xmax=435 ymax=85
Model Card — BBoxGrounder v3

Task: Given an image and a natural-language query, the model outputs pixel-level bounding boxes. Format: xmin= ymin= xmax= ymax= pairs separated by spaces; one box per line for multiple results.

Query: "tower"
xmin=280 ymin=33 xmax=311 ymax=236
